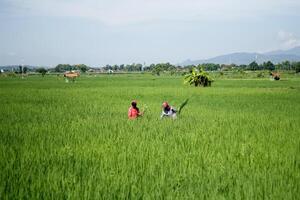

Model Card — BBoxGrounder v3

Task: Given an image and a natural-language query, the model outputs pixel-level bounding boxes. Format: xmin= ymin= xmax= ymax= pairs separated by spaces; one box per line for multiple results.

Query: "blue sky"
xmin=0 ymin=0 xmax=300 ymax=67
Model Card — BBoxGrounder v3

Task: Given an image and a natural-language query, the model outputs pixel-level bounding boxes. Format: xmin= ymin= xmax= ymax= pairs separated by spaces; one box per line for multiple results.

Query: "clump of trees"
xmin=150 ymin=63 xmax=176 ymax=76
xmin=101 ymin=62 xmax=179 ymax=75
xmin=295 ymin=62 xmax=300 ymax=73
xmin=103 ymin=63 xmax=143 ymax=72
xmin=185 ymin=61 xmax=300 ymax=72
xmin=54 ymin=64 xmax=89 ymax=73
xmin=36 ymin=68 xmax=48 ymax=76
xmin=184 ymin=68 xmax=213 ymax=87
xmin=13 ymin=66 xmax=29 ymax=74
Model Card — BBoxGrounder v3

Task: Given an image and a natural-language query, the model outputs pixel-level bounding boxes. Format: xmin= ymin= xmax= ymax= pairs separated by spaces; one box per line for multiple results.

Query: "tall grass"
xmin=0 ymin=74 xmax=299 ymax=199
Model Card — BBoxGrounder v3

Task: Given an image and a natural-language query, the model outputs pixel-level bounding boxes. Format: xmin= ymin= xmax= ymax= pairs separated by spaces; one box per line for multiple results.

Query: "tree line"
xmin=36 ymin=61 xmax=300 ymax=75
xmin=33 ymin=61 xmax=300 ymax=75
xmin=3 ymin=60 xmax=299 ymax=76
xmin=100 ymin=61 xmax=300 ymax=74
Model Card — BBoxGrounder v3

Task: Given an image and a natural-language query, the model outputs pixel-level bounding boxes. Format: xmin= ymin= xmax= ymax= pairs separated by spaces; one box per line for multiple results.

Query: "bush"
xmin=36 ymin=68 xmax=48 ymax=76
xmin=257 ymin=72 xmax=264 ymax=78
xmin=184 ymin=68 xmax=213 ymax=87
xmin=6 ymin=72 xmax=17 ymax=77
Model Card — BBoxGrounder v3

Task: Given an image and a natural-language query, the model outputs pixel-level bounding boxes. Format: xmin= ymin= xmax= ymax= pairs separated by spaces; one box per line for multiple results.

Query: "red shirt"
xmin=128 ymin=107 xmax=140 ymax=119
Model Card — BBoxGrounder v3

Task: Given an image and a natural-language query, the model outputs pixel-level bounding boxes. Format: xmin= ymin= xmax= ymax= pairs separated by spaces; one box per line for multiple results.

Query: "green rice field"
xmin=0 ymin=74 xmax=300 ymax=199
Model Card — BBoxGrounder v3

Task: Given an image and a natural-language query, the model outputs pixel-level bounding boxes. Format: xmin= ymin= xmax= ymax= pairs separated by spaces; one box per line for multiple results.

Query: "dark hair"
xmin=131 ymin=101 xmax=137 ymax=107
xmin=164 ymin=105 xmax=170 ymax=112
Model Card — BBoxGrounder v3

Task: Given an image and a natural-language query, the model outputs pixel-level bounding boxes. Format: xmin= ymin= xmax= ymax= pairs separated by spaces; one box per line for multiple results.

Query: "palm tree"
xmin=184 ymin=68 xmax=213 ymax=87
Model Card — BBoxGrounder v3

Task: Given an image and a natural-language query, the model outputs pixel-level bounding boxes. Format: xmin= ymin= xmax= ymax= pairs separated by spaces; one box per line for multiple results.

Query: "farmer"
xmin=161 ymin=102 xmax=177 ymax=119
xmin=128 ymin=100 xmax=143 ymax=119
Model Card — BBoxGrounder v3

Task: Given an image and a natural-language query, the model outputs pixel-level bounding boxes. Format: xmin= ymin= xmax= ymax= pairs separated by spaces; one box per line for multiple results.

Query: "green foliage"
xmin=23 ymin=66 xmax=28 ymax=74
xmin=184 ymin=68 xmax=213 ymax=87
xmin=19 ymin=65 xmax=22 ymax=74
xmin=278 ymin=60 xmax=291 ymax=70
xmin=55 ymin=64 xmax=72 ymax=72
xmin=221 ymin=64 xmax=237 ymax=71
xmin=125 ymin=63 xmax=142 ymax=71
xmin=294 ymin=62 xmax=300 ymax=73
xmin=74 ymin=64 xmax=88 ymax=73
xmin=6 ymin=72 xmax=17 ymax=77
xmin=36 ymin=68 xmax=47 ymax=76
xmin=104 ymin=63 xmax=143 ymax=72
xmin=51 ymin=61 xmax=300 ymax=74
xmin=55 ymin=64 xmax=89 ymax=72
xmin=151 ymin=68 xmax=161 ymax=76
xmin=263 ymin=61 xmax=275 ymax=71
xmin=199 ymin=63 xmax=221 ymax=71
xmin=151 ymin=63 xmax=176 ymax=76
xmin=178 ymin=98 xmax=189 ymax=114
xmin=248 ymin=61 xmax=259 ymax=70
xmin=257 ymin=72 xmax=264 ymax=78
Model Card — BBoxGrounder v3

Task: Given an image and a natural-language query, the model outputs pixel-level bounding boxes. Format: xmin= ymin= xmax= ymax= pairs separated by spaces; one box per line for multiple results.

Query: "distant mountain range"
xmin=180 ymin=46 xmax=300 ymax=66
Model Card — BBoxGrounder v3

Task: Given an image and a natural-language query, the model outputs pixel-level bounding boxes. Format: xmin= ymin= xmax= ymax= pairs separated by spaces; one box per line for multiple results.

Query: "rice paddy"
xmin=0 ymin=74 xmax=300 ymax=199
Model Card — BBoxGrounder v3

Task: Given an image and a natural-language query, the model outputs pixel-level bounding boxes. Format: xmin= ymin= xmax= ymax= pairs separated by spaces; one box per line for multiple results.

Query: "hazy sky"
xmin=1 ymin=0 xmax=300 ymax=67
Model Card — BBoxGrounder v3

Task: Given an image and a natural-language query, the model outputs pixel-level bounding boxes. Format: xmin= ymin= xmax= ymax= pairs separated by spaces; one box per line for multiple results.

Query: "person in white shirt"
xmin=161 ymin=102 xmax=177 ymax=119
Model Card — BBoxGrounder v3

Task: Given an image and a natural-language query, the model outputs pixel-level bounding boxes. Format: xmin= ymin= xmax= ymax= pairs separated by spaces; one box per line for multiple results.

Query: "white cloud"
xmin=6 ymin=0 xmax=300 ymax=25
xmin=278 ymin=30 xmax=300 ymax=49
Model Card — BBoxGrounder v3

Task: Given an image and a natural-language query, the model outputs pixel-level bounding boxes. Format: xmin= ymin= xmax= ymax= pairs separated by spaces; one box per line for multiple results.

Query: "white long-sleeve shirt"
xmin=161 ymin=106 xmax=177 ymax=119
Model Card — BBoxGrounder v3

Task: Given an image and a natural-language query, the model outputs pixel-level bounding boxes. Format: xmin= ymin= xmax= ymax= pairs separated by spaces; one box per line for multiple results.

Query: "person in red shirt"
xmin=128 ymin=100 xmax=143 ymax=119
